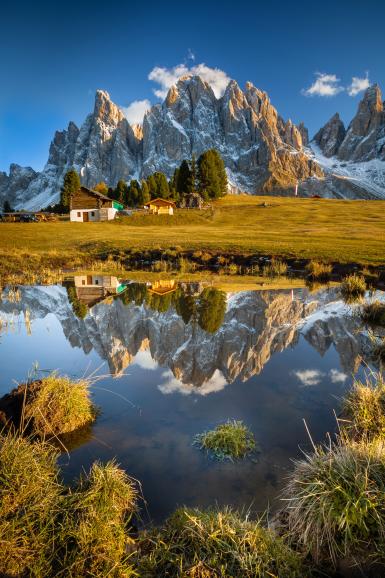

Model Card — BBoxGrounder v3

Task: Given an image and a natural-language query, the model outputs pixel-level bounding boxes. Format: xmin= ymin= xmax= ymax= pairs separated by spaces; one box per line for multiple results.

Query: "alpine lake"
xmin=0 ymin=274 xmax=382 ymax=523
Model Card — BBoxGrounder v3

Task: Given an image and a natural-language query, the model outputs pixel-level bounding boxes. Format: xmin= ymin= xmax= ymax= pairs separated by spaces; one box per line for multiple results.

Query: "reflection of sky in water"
xmin=0 ymin=284 xmax=378 ymax=522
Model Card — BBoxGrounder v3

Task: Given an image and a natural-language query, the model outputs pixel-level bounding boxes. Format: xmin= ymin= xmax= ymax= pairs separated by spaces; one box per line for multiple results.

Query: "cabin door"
xmin=83 ymin=212 xmax=89 ymax=222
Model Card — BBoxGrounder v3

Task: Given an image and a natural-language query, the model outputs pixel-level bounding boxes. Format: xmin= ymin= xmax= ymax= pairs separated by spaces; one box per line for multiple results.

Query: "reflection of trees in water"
xmin=64 ymin=285 xmax=88 ymax=319
xmin=118 ymin=283 xmax=226 ymax=334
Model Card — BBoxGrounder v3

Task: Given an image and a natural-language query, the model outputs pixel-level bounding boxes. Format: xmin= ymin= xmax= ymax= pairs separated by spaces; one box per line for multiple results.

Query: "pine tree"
xmin=197 ymin=149 xmax=227 ymax=199
xmin=146 ymin=174 xmax=157 ymax=198
xmin=61 ymin=169 xmax=80 ymax=211
xmin=190 ymin=153 xmax=197 ymax=193
xmin=3 ymin=199 xmax=13 ymax=213
xmin=127 ymin=180 xmax=141 ymax=206
xmin=176 ymin=160 xmax=192 ymax=195
xmin=115 ymin=180 xmax=128 ymax=204
xmin=139 ymin=180 xmax=150 ymax=205
xmin=153 ymin=172 xmax=170 ymax=198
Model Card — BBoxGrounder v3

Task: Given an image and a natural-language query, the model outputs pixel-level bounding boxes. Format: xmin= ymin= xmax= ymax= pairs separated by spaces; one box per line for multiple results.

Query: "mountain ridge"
xmin=1 ymin=77 xmax=385 ymax=209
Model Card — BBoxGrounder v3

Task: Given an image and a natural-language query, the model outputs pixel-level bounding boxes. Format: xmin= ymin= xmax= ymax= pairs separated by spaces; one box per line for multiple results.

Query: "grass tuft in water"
xmin=305 ymin=260 xmax=332 ymax=281
xmin=340 ymin=274 xmax=366 ymax=303
xmin=360 ymin=300 xmax=385 ymax=327
xmin=21 ymin=373 xmax=96 ymax=437
xmin=284 ymin=437 xmax=385 ymax=565
xmin=342 ymin=373 xmax=385 ymax=440
xmin=261 ymin=259 xmax=288 ymax=278
xmin=193 ymin=420 xmax=256 ymax=461
xmin=138 ymin=507 xmax=305 ymax=578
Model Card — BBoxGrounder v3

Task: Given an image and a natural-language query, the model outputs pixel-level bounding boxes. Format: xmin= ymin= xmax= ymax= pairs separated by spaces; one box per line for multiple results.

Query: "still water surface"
xmin=0 ymin=277 xmax=378 ymax=522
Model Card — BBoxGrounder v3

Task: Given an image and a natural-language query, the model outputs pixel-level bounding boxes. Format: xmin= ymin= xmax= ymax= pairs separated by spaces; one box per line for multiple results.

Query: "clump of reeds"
xmin=284 ymin=437 xmax=385 ymax=565
xmin=360 ymin=300 xmax=385 ymax=327
xmin=0 ymin=373 xmax=97 ymax=437
xmin=138 ymin=507 xmax=305 ymax=578
xmin=261 ymin=259 xmax=288 ymax=278
xmin=193 ymin=420 xmax=256 ymax=461
xmin=306 ymin=260 xmax=332 ymax=281
xmin=342 ymin=374 xmax=385 ymax=440
xmin=0 ymin=432 xmax=60 ymax=576
xmin=340 ymin=274 xmax=366 ymax=303
xmin=0 ymin=432 xmax=138 ymax=577
xmin=58 ymin=460 xmax=137 ymax=577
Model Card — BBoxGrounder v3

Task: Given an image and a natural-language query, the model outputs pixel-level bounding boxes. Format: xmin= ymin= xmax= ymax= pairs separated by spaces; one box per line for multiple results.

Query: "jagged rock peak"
xmin=297 ymin=122 xmax=309 ymax=146
xmin=313 ymin=112 xmax=346 ymax=157
xmin=94 ymin=89 xmax=126 ymax=125
xmin=337 ymin=83 xmax=385 ymax=161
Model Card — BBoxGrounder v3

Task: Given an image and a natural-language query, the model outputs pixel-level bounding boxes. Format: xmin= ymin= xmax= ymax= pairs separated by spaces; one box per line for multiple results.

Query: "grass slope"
xmin=1 ymin=195 xmax=385 ymax=265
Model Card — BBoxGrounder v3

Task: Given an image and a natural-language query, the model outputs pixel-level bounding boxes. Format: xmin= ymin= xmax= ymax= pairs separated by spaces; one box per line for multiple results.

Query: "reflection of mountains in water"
xmin=0 ymin=280 xmax=375 ymax=388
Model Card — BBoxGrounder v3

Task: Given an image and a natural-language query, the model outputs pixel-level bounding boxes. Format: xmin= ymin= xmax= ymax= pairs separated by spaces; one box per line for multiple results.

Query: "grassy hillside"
xmin=1 ymin=196 xmax=385 ymax=269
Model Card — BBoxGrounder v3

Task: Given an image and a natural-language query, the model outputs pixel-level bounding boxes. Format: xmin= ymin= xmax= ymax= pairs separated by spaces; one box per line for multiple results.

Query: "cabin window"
xmin=77 ymin=212 xmax=81 ymax=217
xmin=91 ymin=211 xmax=95 ymax=217
xmin=95 ymin=279 xmax=99 ymax=285
xmin=82 ymin=280 xmax=85 ymax=285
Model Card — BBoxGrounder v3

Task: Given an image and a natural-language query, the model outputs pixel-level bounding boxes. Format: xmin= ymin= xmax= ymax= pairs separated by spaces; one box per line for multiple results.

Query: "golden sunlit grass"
xmin=1 ymin=196 xmax=385 ymax=272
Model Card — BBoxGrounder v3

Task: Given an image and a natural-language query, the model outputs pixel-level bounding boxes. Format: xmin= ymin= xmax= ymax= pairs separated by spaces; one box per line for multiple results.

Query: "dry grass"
xmin=284 ymin=437 xmax=385 ymax=565
xmin=0 ymin=432 xmax=138 ymax=577
xmin=306 ymin=260 xmax=333 ymax=281
xmin=138 ymin=507 xmax=305 ymax=577
xmin=0 ymin=432 xmax=61 ymax=576
xmin=57 ymin=460 xmax=137 ymax=577
xmin=360 ymin=300 xmax=385 ymax=327
xmin=340 ymin=274 xmax=366 ymax=302
xmin=342 ymin=374 xmax=385 ymax=440
xmin=22 ymin=374 xmax=96 ymax=437
xmin=1 ymin=196 xmax=385 ymax=273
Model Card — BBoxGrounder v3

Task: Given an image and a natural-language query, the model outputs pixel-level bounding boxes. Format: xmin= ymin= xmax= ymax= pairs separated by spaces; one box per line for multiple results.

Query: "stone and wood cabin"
xmin=144 ymin=198 xmax=176 ymax=215
xmin=70 ymin=186 xmax=124 ymax=222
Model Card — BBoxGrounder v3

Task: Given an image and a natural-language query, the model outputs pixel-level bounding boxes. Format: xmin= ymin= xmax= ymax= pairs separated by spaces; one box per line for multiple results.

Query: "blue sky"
xmin=1 ymin=0 xmax=385 ymax=172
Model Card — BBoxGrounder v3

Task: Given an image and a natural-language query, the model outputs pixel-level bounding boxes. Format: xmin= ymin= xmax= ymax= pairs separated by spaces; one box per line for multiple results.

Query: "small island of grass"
xmin=194 ymin=419 xmax=257 ymax=461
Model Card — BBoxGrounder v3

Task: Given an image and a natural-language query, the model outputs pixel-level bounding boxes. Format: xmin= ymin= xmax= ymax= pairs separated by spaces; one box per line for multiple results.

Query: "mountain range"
xmin=1 ymin=76 xmax=385 ymax=210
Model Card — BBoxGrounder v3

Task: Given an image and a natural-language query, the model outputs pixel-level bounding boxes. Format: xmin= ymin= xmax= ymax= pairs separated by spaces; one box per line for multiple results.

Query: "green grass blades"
xmin=342 ymin=373 xmax=385 ymax=440
xmin=137 ymin=507 xmax=306 ymax=578
xmin=284 ymin=437 xmax=385 ymax=566
xmin=194 ymin=420 xmax=257 ymax=461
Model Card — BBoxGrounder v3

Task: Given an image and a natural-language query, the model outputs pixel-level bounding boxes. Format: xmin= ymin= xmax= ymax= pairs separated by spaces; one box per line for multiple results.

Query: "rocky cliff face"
xmin=313 ymin=113 xmax=346 ymax=157
xmin=3 ymin=78 xmax=385 ymax=209
xmin=313 ymin=85 xmax=385 ymax=162
xmin=1 ymin=76 xmax=318 ymax=209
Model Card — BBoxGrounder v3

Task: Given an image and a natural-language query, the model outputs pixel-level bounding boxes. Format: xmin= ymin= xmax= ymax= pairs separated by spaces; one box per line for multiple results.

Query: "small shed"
xmin=70 ymin=186 xmax=124 ymax=222
xmin=144 ymin=198 xmax=176 ymax=215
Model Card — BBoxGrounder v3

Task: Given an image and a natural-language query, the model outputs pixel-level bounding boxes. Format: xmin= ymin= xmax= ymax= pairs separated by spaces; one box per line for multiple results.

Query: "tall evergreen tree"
xmin=190 ymin=153 xmax=197 ymax=193
xmin=60 ymin=169 xmax=80 ymax=211
xmin=3 ymin=199 xmax=13 ymax=213
xmin=153 ymin=172 xmax=169 ymax=198
xmin=197 ymin=149 xmax=227 ymax=199
xmin=146 ymin=174 xmax=157 ymax=198
xmin=139 ymin=180 xmax=150 ymax=205
xmin=176 ymin=160 xmax=192 ymax=195
xmin=127 ymin=180 xmax=141 ymax=206
xmin=114 ymin=180 xmax=128 ymax=204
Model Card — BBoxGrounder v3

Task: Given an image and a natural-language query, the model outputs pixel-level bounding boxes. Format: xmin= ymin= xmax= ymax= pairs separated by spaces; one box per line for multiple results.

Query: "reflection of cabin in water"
xmin=147 ymin=280 xmax=176 ymax=296
xmin=74 ymin=275 xmax=126 ymax=306
xmin=70 ymin=187 xmax=124 ymax=222
xmin=144 ymin=198 xmax=175 ymax=215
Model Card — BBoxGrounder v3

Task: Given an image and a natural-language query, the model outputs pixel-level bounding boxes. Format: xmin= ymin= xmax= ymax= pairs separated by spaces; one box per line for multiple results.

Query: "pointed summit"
xmin=313 ymin=113 xmax=346 ymax=157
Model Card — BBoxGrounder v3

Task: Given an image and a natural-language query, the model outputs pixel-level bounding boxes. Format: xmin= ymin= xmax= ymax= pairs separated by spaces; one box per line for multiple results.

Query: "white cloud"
xmin=148 ymin=63 xmax=231 ymax=99
xmin=158 ymin=369 xmax=228 ymax=396
xmin=122 ymin=99 xmax=151 ymax=125
xmin=133 ymin=349 xmax=158 ymax=371
xmin=294 ymin=369 xmax=324 ymax=387
xmin=187 ymin=48 xmax=195 ymax=61
xmin=302 ymin=73 xmax=344 ymax=97
xmin=329 ymin=369 xmax=348 ymax=383
xmin=347 ymin=74 xmax=370 ymax=96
